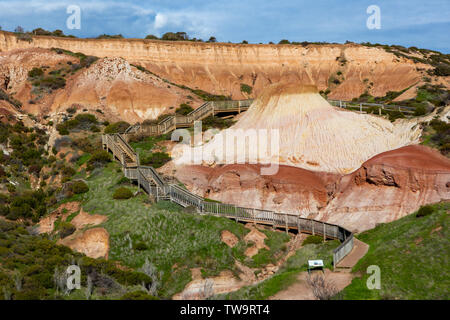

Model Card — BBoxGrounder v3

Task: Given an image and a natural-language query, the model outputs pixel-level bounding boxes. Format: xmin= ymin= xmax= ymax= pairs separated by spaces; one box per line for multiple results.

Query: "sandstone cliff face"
xmin=318 ymin=145 xmax=450 ymax=232
xmin=176 ymin=164 xmax=339 ymax=216
xmin=176 ymin=145 xmax=450 ymax=232
xmin=0 ymin=47 xmax=203 ymax=122
xmin=0 ymin=31 xmax=425 ymax=101
xmin=174 ymin=83 xmax=422 ymax=174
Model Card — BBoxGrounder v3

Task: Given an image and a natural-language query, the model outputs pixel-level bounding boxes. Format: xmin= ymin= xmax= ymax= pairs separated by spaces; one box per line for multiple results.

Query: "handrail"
xmin=102 ymin=128 xmax=355 ymax=267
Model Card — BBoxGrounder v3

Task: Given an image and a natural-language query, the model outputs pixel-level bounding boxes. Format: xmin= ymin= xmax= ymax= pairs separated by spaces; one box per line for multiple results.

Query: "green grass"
xmin=71 ymin=162 xmax=290 ymax=298
xmin=129 ymin=135 xmax=169 ymax=162
xmin=340 ymin=202 xmax=450 ymax=300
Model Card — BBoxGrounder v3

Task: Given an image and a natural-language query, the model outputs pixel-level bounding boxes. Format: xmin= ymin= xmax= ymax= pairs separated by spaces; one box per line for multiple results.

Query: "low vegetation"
xmin=113 ymin=187 xmax=133 ymax=200
xmin=216 ymin=239 xmax=340 ymax=299
xmin=56 ymin=114 xmax=99 ymax=135
xmin=65 ymin=163 xmax=291 ymax=298
xmin=0 ymin=219 xmax=155 ymax=300
xmin=420 ymin=118 xmax=450 ymax=156
xmin=340 ymin=202 xmax=449 ymax=300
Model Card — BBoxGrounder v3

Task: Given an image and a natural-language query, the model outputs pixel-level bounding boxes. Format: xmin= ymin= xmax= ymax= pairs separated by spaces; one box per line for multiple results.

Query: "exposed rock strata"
xmin=176 ymin=145 xmax=450 ymax=232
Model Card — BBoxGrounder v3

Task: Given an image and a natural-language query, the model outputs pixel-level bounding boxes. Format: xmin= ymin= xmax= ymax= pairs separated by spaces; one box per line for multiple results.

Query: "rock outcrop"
xmin=0 ymin=48 xmax=203 ymax=122
xmin=174 ymin=83 xmax=422 ymax=174
xmin=176 ymin=145 xmax=450 ymax=232
xmin=0 ymin=31 xmax=428 ymax=101
xmin=318 ymin=145 xmax=450 ymax=232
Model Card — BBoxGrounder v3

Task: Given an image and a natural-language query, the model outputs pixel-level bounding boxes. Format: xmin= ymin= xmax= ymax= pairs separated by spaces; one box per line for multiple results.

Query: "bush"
xmin=113 ymin=187 xmax=133 ymax=200
xmin=240 ymin=83 xmax=253 ymax=94
xmin=302 ymin=235 xmax=324 ymax=245
xmin=140 ymin=152 xmax=170 ymax=168
xmin=133 ymin=242 xmax=148 ymax=251
xmin=175 ymin=103 xmax=193 ymax=116
xmin=70 ymin=180 xmax=89 ymax=194
xmin=59 ymin=222 xmax=76 ymax=238
xmin=28 ymin=67 xmax=44 ymax=78
xmin=416 ymin=205 xmax=434 ymax=218
xmin=120 ymin=290 xmax=158 ymax=300
xmin=88 ymin=150 xmax=111 ymax=167
xmin=104 ymin=121 xmax=130 ymax=134
xmin=414 ymin=105 xmax=427 ymax=116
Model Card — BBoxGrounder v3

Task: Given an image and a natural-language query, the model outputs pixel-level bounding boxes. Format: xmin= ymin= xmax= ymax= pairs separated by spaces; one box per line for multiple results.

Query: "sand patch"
xmin=58 ymin=227 xmax=109 ymax=259
xmin=244 ymin=224 xmax=269 ymax=257
xmin=38 ymin=201 xmax=80 ymax=234
xmin=221 ymin=230 xmax=239 ymax=248
xmin=71 ymin=208 xmax=108 ymax=229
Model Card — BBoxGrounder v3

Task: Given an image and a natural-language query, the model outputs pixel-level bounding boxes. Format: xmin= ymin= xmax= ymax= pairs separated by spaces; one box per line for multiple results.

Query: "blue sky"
xmin=0 ymin=0 xmax=449 ymax=52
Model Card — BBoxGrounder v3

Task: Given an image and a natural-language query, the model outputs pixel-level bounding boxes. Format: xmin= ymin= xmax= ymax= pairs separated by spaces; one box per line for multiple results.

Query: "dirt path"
xmin=270 ymin=269 xmax=353 ymax=300
xmin=270 ymin=238 xmax=369 ymax=300
xmin=336 ymin=238 xmax=369 ymax=269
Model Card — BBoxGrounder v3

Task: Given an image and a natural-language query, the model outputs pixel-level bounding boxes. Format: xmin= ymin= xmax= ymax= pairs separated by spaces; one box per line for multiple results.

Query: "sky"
xmin=0 ymin=0 xmax=449 ymax=52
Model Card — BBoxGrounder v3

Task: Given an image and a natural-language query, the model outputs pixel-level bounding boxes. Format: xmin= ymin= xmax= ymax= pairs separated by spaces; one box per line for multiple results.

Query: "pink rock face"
xmin=177 ymin=145 xmax=450 ymax=232
xmin=176 ymin=163 xmax=340 ymax=216
xmin=319 ymin=145 xmax=450 ymax=232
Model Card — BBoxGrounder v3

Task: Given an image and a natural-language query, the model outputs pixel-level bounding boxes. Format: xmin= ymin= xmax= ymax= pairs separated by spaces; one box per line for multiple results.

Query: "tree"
xmin=241 ymin=40 xmax=248 ymax=44
xmin=278 ymin=39 xmax=290 ymax=44
xmin=52 ymin=30 xmax=65 ymax=37
xmin=14 ymin=26 xmax=24 ymax=34
xmin=161 ymin=31 xmax=189 ymax=41
xmin=145 ymin=34 xmax=158 ymax=40
xmin=208 ymin=36 xmax=217 ymax=43
xmin=32 ymin=28 xmax=51 ymax=36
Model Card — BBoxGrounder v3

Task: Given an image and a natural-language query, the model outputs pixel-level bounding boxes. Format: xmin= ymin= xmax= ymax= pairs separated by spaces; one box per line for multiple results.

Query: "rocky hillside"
xmin=1 ymin=30 xmax=449 ymax=123
xmin=174 ymin=83 xmax=422 ymax=174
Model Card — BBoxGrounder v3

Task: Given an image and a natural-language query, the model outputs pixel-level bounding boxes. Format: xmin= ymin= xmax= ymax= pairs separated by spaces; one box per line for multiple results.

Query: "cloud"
xmin=154 ymin=13 xmax=168 ymax=29
xmin=152 ymin=10 xmax=220 ymax=38
xmin=0 ymin=0 xmax=448 ymax=52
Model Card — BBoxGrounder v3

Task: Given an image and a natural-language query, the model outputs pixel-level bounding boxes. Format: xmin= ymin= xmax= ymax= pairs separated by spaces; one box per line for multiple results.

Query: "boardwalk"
xmin=102 ymin=132 xmax=355 ymax=266
xmin=126 ymin=98 xmax=414 ymax=136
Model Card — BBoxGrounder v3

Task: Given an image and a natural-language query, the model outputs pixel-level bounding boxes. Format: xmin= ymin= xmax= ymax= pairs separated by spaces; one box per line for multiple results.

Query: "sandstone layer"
xmin=0 ymin=31 xmax=427 ymax=102
xmin=176 ymin=145 xmax=450 ymax=232
xmin=0 ymin=48 xmax=203 ymax=122
xmin=174 ymin=83 xmax=422 ymax=174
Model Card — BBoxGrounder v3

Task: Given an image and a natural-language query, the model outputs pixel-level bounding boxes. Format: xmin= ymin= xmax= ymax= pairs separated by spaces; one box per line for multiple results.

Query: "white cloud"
xmin=154 ymin=13 xmax=168 ymax=29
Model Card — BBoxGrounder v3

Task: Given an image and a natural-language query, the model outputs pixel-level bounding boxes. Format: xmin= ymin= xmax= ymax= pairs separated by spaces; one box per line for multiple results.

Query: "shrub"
xmin=140 ymin=152 xmax=170 ymax=168
xmin=120 ymin=290 xmax=158 ymax=300
xmin=133 ymin=242 xmax=148 ymax=251
xmin=414 ymin=104 xmax=427 ymax=116
xmin=113 ymin=187 xmax=133 ymax=200
xmin=59 ymin=222 xmax=76 ymax=238
xmin=302 ymin=235 xmax=324 ymax=245
xmin=104 ymin=121 xmax=130 ymax=134
xmin=70 ymin=180 xmax=89 ymax=194
xmin=240 ymin=83 xmax=253 ymax=94
xmin=88 ymin=150 xmax=111 ymax=167
xmin=416 ymin=205 xmax=434 ymax=217
xmin=28 ymin=67 xmax=44 ymax=78
xmin=175 ymin=103 xmax=193 ymax=116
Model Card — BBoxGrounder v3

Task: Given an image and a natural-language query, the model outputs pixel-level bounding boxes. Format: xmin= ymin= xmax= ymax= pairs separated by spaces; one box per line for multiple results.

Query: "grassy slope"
xmin=70 ymin=162 xmax=290 ymax=298
xmin=341 ymin=202 xmax=449 ymax=300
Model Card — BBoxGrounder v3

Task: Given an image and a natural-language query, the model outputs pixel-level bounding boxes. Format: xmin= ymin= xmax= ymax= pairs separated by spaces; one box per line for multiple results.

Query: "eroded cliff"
xmin=0 ymin=31 xmax=427 ymax=102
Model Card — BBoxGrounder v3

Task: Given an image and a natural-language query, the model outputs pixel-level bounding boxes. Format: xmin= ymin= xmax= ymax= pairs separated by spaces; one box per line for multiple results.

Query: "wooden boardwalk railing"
xmin=102 ymin=130 xmax=355 ymax=267
xmin=125 ymin=99 xmax=254 ymax=135
xmin=125 ymin=98 xmax=415 ymax=136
